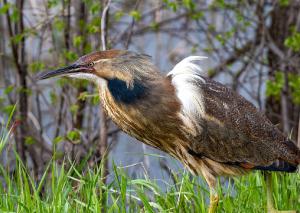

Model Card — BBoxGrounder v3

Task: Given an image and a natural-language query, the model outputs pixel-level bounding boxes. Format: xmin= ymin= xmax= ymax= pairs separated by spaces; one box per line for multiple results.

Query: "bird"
xmin=37 ymin=50 xmax=300 ymax=213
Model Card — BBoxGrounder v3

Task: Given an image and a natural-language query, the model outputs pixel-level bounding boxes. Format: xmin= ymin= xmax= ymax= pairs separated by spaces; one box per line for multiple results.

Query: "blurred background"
xmin=0 ymin=0 xmax=300 ymax=186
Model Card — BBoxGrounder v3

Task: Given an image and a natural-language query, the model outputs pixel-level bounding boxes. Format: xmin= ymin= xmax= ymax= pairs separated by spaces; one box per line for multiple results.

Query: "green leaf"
xmin=90 ymin=17 xmax=101 ymax=27
xmin=150 ymin=22 xmax=159 ymax=31
xmin=4 ymin=85 xmax=14 ymax=95
xmin=53 ymin=136 xmax=64 ymax=144
xmin=25 ymin=137 xmax=36 ymax=145
xmin=284 ymin=31 xmax=300 ymax=51
xmin=90 ymin=3 xmax=101 ymax=14
xmin=56 ymin=77 xmax=69 ymax=87
xmin=114 ymin=11 xmax=124 ymax=21
xmin=70 ymin=104 xmax=79 ymax=115
xmin=288 ymin=73 xmax=300 ymax=105
xmin=235 ymin=10 xmax=244 ymax=22
xmin=73 ymin=36 xmax=83 ymax=48
xmin=66 ymin=130 xmax=80 ymax=143
xmin=0 ymin=97 xmax=5 ymax=105
xmin=47 ymin=0 xmax=59 ymax=8
xmin=279 ymin=0 xmax=290 ymax=6
xmin=163 ymin=0 xmax=178 ymax=12
xmin=92 ymin=94 xmax=100 ymax=105
xmin=17 ymin=87 xmax=32 ymax=96
xmin=53 ymin=18 xmax=65 ymax=31
xmin=265 ymin=71 xmax=284 ymax=99
xmin=64 ymin=50 xmax=78 ymax=61
xmin=29 ymin=61 xmax=45 ymax=73
xmin=129 ymin=10 xmax=141 ymax=21
xmin=225 ymin=29 xmax=234 ymax=39
xmin=191 ymin=44 xmax=199 ymax=54
xmin=0 ymin=3 xmax=11 ymax=14
xmin=78 ymin=92 xmax=88 ymax=101
xmin=84 ymin=43 xmax=92 ymax=54
xmin=11 ymin=7 xmax=20 ymax=22
xmin=190 ymin=11 xmax=204 ymax=20
xmin=50 ymin=91 xmax=57 ymax=105
xmin=53 ymin=151 xmax=64 ymax=160
xmin=11 ymin=33 xmax=25 ymax=44
xmin=87 ymin=24 xmax=99 ymax=33
xmin=216 ymin=34 xmax=226 ymax=46
xmin=183 ymin=0 xmax=195 ymax=10
xmin=212 ymin=0 xmax=226 ymax=9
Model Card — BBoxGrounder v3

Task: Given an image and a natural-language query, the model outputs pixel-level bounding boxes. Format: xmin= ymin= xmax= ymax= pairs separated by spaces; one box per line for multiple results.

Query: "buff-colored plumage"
xmin=38 ymin=50 xmax=300 ymax=213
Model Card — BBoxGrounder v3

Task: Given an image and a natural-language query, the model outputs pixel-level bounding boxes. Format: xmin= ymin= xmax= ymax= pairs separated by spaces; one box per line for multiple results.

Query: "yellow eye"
xmin=88 ymin=62 xmax=94 ymax=67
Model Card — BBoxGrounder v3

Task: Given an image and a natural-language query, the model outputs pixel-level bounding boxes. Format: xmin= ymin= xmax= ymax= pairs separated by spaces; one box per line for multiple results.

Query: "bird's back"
xmin=168 ymin=56 xmax=300 ymax=173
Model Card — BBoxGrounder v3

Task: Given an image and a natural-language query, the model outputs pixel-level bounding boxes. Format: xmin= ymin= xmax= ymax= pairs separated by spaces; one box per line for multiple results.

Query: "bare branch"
xmin=209 ymin=41 xmax=254 ymax=78
xmin=101 ymin=0 xmax=111 ymax=51
xmin=99 ymin=0 xmax=112 ymax=184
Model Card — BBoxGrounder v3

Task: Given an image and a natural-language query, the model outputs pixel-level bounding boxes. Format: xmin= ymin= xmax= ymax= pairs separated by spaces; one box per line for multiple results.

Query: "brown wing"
xmin=189 ymin=76 xmax=295 ymax=166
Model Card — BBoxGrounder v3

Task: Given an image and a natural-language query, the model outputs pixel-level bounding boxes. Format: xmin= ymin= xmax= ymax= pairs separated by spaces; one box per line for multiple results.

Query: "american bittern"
xmin=38 ymin=50 xmax=300 ymax=212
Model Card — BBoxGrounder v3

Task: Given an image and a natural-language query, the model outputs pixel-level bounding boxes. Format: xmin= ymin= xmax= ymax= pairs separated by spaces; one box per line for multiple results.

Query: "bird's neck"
xmin=100 ymin=74 xmax=184 ymax=149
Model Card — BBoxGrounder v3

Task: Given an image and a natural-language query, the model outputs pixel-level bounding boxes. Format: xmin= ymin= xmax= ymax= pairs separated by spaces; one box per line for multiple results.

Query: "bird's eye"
xmin=88 ymin=62 xmax=94 ymax=67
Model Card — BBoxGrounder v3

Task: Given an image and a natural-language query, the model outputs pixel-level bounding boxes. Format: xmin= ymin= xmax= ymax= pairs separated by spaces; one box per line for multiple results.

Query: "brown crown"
xmin=77 ymin=49 xmax=125 ymax=64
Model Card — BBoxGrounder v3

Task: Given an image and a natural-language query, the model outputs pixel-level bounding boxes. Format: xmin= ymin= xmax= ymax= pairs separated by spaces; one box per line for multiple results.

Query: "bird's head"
xmin=37 ymin=49 xmax=157 ymax=87
xmin=37 ymin=50 xmax=164 ymax=104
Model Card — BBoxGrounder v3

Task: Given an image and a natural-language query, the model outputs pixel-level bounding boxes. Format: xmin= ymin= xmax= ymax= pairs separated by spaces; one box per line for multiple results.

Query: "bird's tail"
xmin=255 ymin=140 xmax=300 ymax=173
xmin=253 ymin=160 xmax=298 ymax=173
xmin=282 ymin=139 xmax=300 ymax=165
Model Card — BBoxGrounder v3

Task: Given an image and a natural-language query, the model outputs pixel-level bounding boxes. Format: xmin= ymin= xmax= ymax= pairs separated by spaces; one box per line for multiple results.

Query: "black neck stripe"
xmin=107 ymin=78 xmax=147 ymax=104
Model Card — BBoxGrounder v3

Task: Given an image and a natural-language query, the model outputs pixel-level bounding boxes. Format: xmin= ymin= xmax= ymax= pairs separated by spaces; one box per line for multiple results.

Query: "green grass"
xmin=0 ymin=161 xmax=300 ymax=212
xmin=0 ymin=114 xmax=299 ymax=212
xmin=0 ymin=155 xmax=298 ymax=212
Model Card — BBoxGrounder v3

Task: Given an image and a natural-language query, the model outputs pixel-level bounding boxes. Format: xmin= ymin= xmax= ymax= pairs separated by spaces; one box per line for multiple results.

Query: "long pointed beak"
xmin=36 ymin=64 xmax=83 ymax=80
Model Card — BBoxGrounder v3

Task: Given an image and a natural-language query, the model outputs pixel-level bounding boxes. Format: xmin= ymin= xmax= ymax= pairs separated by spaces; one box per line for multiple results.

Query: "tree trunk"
xmin=4 ymin=0 xmax=28 ymax=162
xmin=74 ymin=1 xmax=88 ymax=130
xmin=266 ymin=2 xmax=300 ymax=140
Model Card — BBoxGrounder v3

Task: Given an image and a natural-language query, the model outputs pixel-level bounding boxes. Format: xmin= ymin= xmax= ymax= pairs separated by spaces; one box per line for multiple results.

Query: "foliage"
xmin=266 ymin=71 xmax=300 ymax=105
xmin=266 ymin=72 xmax=284 ymax=101
xmin=288 ymin=74 xmax=300 ymax=105
xmin=284 ymin=27 xmax=300 ymax=52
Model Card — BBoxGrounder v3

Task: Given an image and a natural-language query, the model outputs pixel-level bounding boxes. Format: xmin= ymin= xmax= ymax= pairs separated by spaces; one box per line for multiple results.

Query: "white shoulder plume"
xmin=167 ymin=56 xmax=207 ymax=77
xmin=168 ymin=56 xmax=208 ymax=134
